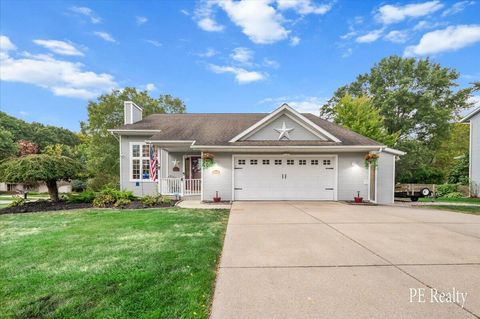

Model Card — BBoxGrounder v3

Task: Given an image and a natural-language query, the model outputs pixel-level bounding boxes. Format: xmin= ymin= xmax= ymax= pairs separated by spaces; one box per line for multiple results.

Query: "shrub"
xmin=160 ymin=196 xmax=172 ymax=205
xmin=93 ymin=194 xmax=115 ymax=207
xmin=141 ymin=195 xmax=159 ymax=207
xmin=442 ymin=192 xmax=463 ymax=199
xmin=436 ymin=184 xmax=458 ymax=197
xmin=114 ymin=198 xmax=131 ymax=208
xmin=71 ymin=179 xmax=87 ymax=192
xmin=8 ymin=196 xmax=26 ymax=207
xmin=66 ymin=191 xmax=96 ymax=203
xmin=92 ymin=188 xmax=135 ymax=207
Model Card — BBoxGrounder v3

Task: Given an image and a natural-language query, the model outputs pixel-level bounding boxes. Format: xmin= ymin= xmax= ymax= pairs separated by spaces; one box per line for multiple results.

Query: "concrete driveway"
xmin=210 ymin=202 xmax=480 ymax=319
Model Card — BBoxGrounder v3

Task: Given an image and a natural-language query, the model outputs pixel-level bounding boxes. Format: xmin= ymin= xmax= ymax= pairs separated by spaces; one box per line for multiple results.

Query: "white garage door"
xmin=234 ymin=156 xmax=336 ymax=200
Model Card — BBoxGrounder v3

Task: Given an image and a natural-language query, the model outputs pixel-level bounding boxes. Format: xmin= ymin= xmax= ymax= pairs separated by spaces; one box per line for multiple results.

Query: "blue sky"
xmin=1 ymin=0 xmax=479 ymax=131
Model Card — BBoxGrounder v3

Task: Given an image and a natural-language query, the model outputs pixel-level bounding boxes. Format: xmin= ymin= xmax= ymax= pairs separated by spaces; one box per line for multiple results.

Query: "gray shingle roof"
xmin=114 ymin=113 xmax=383 ymax=146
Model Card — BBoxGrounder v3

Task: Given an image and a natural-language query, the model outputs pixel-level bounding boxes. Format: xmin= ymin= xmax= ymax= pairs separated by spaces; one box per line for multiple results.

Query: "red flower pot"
xmin=354 ymin=197 xmax=363 ymax=203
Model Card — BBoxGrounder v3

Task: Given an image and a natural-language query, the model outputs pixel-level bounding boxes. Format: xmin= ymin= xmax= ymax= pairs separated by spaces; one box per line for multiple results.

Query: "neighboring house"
xmin=110 ymin=102 xmax=405 ymax=204
xmin=460 ymin=107 xmax=480 ymax=196
xmin=0 ymin=181 xmax=72 ymax=193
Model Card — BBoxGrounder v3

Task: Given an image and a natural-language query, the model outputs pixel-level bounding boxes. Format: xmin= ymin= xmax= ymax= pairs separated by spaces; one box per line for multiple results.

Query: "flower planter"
xmin=354 ymin=197 xmax=363 ymax=203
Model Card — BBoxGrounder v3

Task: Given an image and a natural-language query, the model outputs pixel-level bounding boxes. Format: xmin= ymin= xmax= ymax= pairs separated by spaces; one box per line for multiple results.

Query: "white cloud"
xmin=195 ymin=1 xmax=224 ymax=32
xmin=404 ymin=24 xmax=480 ymax=56
xmin=94 ymin=31 xmax=116 ymax=43
xmin=0 ymin=35 xmax=17 ymax=52
xmin=209 ymin=64 xmax=265 ymax=83
xmin=442 ymin=1 xmax=475 ymax=16
xmin=356 ymin=29 xmax=383 ymax=43
xmin=413 ymin=20 xmax=446 ymax=31
xmin=19 ymin=111 xmax=29 ymax=116
xmin=217 ymin=0 xmax=288 ymax=44
xmin=136 ymin=16 xmax=148 ymax=25
xmin=290 ymin=36 xmax=301 ymax=46
xmin=33 ymin=39 xmax=84 ymax=56
xmin=195 ymin=0 xmax=333 ymax=45
xmin=259 ymin=95 xmax=326 ymax=114
xmin=376 ymin=1 xmax=443 ymax=25
xmin=70 ymin=6 xmax=101 ymax=24
xmin=144 ymin=83 xmax=157 ymax=91
xmin=384 ymin=30 xmax=409 ymax=43
xmin=276 ymin=0 xmax=332 ymax=15
xmin=145 ymin=39 xmax=162 ymax=47
xmin=180 ymin=9 xmax=190 ymax=16
xmin=263 ymin=58 xmax=280 ymax=68
xmin=197 ymin=47 xmax=218 ymax=57
xmin=230 ymin=47 xmax=254 ymax=64
xmin=198 ymin=17 xmax=224 ymax=31
xmin=340 ymin=31 xmax=357 ymax=40
xmin=0 ymin=36 xmax=116 ymax=99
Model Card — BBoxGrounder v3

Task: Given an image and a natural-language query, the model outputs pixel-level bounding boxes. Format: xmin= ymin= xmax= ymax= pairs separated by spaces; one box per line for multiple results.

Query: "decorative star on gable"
xmin=274 ymin=121 xmax=294 ymax=140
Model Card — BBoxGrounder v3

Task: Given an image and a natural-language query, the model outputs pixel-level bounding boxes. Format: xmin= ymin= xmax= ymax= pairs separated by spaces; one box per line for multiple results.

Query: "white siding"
xmin=376 ymin=152 xmax=395 ymax=204
xmin=337 ymin=153 xmax=369 ymax=200
xmin=470 ymin=114 xmax=480 ymax=195
xmin=120 ymin=135 xmax=157 ymax=197
xmin=202 ymin=153 xmax=233 ymax=201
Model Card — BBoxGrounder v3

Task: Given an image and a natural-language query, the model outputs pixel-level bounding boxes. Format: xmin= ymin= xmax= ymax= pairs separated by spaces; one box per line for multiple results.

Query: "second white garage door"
xmin=233 ymin=155 xmax=336 ymax=200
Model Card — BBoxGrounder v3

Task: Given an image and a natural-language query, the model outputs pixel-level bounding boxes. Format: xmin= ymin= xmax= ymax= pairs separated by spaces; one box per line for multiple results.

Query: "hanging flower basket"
xmin=364 ymin=153 xmax=379 ymax=168
xmin=202 ymin=152 xmax=215 ymax=169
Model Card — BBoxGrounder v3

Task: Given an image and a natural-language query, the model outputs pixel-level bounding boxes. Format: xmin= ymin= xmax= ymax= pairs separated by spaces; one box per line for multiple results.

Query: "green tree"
xmin=321 ymin=56 xmax=471 ymax=147
xmin=322 ymin=56 xmax=473 ymax=183
xmin=333 ymin=95 xmax=399 ymax=146
xmin=0 ymin=155 xmax=82 ymax=201
xmin=0 ymin=131 xmax=18 ymax=161
xmin=0 ymin=112 xmax=80 ymax=149
xmin=81 ymin=87 xmax=186 ymax=188
xmin=432 ymin=123 xmax=470 ymax=176
xmin=447 ymin=151 xmax=469 ymax=184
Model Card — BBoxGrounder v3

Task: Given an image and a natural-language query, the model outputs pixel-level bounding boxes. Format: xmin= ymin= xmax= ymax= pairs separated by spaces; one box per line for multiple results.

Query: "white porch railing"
xmin=160 ymin=178 xmax=201 ymax=196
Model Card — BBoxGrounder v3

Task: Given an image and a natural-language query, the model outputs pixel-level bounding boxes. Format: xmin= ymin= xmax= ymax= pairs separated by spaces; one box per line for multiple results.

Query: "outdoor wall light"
xmin=351 ymin=161 xmax=359 ymax=167
xmin=212 ymin=169 xmax=220 ymax=175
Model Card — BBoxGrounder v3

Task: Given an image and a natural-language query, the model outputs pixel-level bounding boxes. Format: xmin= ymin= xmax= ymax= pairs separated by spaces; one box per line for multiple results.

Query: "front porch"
xmin=153 ymin=143 xmax=203 ymax=197
xmin=160 ymin=177 xmax=201 ymax=196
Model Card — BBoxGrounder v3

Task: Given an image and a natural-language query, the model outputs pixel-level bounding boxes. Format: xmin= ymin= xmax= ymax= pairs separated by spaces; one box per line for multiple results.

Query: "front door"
xmin=184 ymin=156 xmax=202 ymax=180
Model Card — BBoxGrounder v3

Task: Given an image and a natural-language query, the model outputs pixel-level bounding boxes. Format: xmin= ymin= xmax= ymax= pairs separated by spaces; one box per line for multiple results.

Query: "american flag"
xmin=149 ymin=145 xmax=158 ymax=181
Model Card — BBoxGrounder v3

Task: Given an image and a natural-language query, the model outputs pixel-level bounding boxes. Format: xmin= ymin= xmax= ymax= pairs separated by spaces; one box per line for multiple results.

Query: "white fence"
xmin=160 ymin=178 xmax=201 ymax=196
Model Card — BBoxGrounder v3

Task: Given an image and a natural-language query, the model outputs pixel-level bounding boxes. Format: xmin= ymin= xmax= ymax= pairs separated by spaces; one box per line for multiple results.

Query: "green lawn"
xmin=0 ymin=208 xmax=229 ymax=318
xmin=419 ymin=197 xmax=480 ymax=204
xmin=421 ymin=205 xmax=480 ymax=215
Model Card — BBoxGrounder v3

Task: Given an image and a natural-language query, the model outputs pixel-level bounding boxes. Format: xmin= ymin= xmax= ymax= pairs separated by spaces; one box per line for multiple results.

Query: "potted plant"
xmin=354 ymin=191 xmax=363 ymax=203
xmin=202 ymin=152 xmax=215 ymax=169
xmin=364 ymin=153 xmax=379 ymax=168
xmin=213 ymin=191 xmax=221 ymax=202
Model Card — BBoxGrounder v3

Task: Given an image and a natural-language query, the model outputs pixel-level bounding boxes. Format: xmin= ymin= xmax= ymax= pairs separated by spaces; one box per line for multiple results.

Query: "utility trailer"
xmin=395 ymin=184 xmax=433 ymax=202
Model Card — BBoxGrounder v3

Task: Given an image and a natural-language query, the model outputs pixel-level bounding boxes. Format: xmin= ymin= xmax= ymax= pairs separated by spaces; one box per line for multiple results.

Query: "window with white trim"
xmin=262 ymin=159 xmax=270 ymax=165
xmin=238 ymin=159 xmax=246 ymax=165
xmin=287 ymin=159 xmax=294 ymax=165
xmin=311 ymin=159 xmax=319 ymax=165
xmin=274 ymin=159 xmax=282 ymax=165
xmin=131 ymin=143 xmax=150 ymax=180
xmin=250 ymin=159 xmax=258 ymax=165
xmin=299 ymin=159 xmax=306 ymax=165
xmin=323 ymin=159 xmax=331 ymax=166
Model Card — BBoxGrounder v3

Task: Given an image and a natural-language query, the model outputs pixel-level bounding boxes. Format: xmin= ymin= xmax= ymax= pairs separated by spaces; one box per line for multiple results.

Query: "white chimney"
xmin=124 ymin=101 xmax=143 ymax=125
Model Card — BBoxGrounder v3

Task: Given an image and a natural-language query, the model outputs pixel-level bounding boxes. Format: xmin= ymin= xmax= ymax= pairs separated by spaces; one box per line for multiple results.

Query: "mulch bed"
xmin=0 ymin=200 xmax=176 ymax=215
